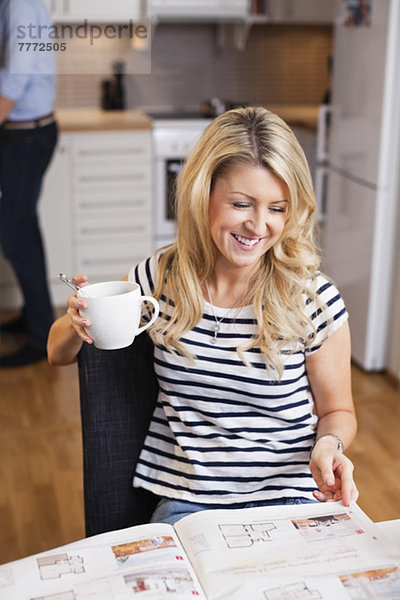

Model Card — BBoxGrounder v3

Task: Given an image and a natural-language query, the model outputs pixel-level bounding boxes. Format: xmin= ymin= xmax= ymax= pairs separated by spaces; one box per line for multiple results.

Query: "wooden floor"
xmin=0 ymin=327 xmax=399 ymax=565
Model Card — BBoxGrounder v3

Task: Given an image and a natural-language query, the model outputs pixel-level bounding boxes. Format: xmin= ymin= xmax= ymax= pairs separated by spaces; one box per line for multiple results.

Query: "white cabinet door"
xmin=70 ymin=130 xmax=153 ymax=281
xmin=39 ymin=134 xmax=73 ymax=306
xmin=268 ymin=0 xmax=335 ymax=23
xmin=45 ymin=0 xmax=142 ymax=23
xmin=321 ymin=169 xmax=377 ymax=369
xmin=151 ymin=0 xmax=249 ymax=20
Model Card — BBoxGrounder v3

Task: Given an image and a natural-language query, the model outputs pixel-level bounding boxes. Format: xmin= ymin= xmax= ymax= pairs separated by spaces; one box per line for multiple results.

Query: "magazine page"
xmin=0 ymin=522 xmax=206 ymax=600
xmin=174 ymin=501 xmax=400 ymax=600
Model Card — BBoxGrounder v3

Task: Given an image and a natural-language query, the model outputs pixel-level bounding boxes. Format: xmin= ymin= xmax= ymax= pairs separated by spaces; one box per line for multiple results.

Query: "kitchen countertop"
xmin=55 ymin=109 xmax=153 ymax=132
xmin=54 ymin=105 xmax=319 ymax=132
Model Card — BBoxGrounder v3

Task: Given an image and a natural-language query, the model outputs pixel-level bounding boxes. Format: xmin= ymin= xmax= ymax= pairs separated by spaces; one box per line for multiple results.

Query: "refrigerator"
xmin=318 ymin=0 xmax=400 ymax=371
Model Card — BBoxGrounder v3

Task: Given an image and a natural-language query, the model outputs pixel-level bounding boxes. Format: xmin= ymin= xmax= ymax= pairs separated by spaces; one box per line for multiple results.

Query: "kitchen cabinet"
xmin=149 ymin=0 xmax=266 ymax=50
xmin=0 ymin=129 xmax=152 ymax=309
xmin=150 ymin=0 xmax=249 ymax=21
xmin=149 ymin=0 xmax=335 ymax=24
xmin=43 ymin=0 xmax=142 ymax=23
xmin=70 ymin=131 xmax=152 ymax=280
xmin=266 ymin=0 xmax=335 ymax=24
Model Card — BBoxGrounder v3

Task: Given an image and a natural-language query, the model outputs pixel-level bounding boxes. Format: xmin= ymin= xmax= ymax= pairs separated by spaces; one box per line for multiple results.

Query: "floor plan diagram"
xmin=36 ymin=554 xmax=85 ymax=580
xmin=32 ymin=591 xmax=76 ymax=600
xmin=219 ymin=522 xmax=277 ymax=548
xmin=263 ymin=581 xmax=322 ymax=599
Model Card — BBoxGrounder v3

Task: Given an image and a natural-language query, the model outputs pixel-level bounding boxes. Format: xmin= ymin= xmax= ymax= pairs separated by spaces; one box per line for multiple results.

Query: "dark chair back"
xmin=77 ymin=332 xmax=159 ymax=537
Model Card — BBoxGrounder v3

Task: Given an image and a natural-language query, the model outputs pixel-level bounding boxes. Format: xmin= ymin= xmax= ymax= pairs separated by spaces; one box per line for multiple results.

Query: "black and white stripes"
xmin=129 ymin=256 xmax=349 ymax=504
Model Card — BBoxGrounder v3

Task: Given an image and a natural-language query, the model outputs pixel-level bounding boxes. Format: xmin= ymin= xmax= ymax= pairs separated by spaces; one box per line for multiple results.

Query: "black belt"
xmin=2 ymin=113 xmax=55 ymax=130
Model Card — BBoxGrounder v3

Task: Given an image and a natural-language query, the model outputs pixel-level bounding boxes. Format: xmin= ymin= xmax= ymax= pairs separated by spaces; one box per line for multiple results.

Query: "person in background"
xmin=0 ymin=0 xmax=58 ymax=367
xmin=48 ymin=106 xmax=358 ymax=524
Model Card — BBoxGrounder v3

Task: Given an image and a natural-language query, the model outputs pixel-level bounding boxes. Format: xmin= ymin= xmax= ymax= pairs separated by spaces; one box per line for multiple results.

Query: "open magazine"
xmin=1 ymin=502 xmax=399 ymax=600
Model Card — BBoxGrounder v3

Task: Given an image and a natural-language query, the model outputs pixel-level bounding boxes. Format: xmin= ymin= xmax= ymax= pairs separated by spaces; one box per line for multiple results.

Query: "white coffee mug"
xmin=77 ymin=281 xmax=159 ymax=350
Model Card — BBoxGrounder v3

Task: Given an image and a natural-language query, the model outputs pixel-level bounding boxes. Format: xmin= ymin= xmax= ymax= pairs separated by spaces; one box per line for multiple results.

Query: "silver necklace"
xmin=205 ymin=281 xmax=245 ymax=345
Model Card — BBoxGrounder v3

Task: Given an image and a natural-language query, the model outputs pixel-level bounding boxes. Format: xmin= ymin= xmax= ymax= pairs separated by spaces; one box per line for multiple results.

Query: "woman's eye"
xmin=270 ymin=206 xmax=286 ymax=213
xmin=233 ymin=202 xmax=251 ymax=209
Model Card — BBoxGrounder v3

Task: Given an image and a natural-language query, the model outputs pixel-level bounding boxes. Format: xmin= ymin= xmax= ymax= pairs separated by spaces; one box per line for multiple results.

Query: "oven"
xmin=151 ymin=116 xmax=212 ymax=251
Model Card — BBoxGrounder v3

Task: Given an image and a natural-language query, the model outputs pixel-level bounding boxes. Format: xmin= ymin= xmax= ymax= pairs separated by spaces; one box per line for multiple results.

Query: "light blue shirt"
xmin=0 ymin=0 xmax=56 ymax=120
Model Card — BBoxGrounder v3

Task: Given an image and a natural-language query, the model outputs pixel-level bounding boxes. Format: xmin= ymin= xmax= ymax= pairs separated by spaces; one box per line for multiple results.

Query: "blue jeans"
xmin=0 ymin=121 xmax=58 ymax=349
xmin=150 ymin=497 xmax=317 ymax=525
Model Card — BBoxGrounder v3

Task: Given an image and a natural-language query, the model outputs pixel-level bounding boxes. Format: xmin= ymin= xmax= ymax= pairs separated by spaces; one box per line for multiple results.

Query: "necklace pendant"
xmin=210 ymin=335 xmax=218 ymax=345
xmin=213 ymin=323 xmax=220 ymax=333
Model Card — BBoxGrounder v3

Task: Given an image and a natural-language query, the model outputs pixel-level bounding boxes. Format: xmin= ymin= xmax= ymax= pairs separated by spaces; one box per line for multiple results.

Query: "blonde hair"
xmin=150 ymin=106 xmax=322 ymax=375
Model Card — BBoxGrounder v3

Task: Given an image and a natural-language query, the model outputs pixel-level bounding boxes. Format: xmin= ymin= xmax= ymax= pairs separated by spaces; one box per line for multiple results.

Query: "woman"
xmin=48 ymin=106 xmax=358 ymax=525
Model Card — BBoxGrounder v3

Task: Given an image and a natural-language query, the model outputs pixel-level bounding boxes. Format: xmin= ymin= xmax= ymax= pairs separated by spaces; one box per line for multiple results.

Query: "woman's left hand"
xmin=309 ymin=440 xmax=359 ymax=506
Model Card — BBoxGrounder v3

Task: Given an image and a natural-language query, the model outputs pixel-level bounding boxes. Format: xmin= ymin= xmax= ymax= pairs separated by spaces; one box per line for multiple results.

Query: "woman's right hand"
xmin=66 ymin=273 xmax=93 ymax=344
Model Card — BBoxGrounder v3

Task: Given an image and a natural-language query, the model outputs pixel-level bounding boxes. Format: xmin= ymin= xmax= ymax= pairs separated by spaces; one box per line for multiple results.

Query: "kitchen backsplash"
xmin=55 ymin=23 xmax=332 ymax=109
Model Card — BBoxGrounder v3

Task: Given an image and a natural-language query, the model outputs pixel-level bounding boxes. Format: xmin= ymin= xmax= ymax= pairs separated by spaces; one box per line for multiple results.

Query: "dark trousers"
xmin=0 ymin=121 xmax=58 ymax=349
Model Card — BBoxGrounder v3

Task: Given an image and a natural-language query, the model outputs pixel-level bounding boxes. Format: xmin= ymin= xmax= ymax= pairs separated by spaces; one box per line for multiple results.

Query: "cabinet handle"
xmin=316 ymin=105 xmax=332 ymax=162
xmin=79 ymin=200 xmax=146 ymax=209
xmin=77 ymin=148 xmax=147 ymax=157
xmin=79 ymin=225 xmax=145 ymax=235
xmin=314 ymin=166 xmax=328 ymax=223
xmin=82 ymin=256 xmax=144 ymax=266
xmin=78 ymin=174 xmax=146 ymax=183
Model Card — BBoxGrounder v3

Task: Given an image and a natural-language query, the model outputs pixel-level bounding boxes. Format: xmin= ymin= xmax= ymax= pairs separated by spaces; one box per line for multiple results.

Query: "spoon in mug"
xmin=58 ymin=273 xmax=88 ymax=296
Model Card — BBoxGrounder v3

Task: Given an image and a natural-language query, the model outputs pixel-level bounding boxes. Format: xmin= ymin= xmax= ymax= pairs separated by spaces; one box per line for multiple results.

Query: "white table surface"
xmin=377 ymin=519 xmax=400 ymax=551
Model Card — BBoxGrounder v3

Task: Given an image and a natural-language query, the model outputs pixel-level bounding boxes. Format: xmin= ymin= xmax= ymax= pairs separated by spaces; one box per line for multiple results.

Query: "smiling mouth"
xmin=232 ymin=233 xmax=263 ymax=248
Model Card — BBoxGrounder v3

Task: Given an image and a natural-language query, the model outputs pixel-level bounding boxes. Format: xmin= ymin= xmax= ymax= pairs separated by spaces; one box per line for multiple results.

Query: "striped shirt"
xmin=129 ymin=254 xmax=349 ymax=504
